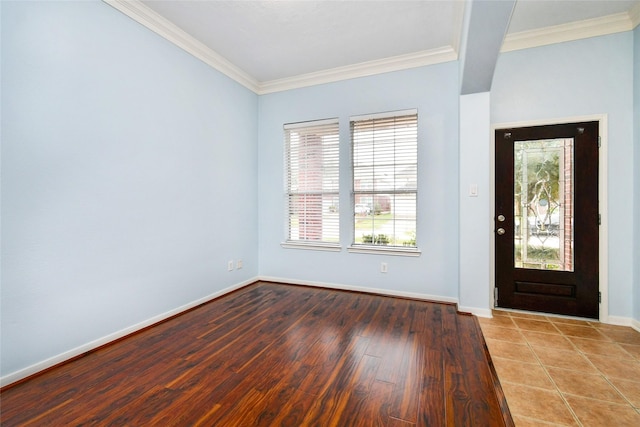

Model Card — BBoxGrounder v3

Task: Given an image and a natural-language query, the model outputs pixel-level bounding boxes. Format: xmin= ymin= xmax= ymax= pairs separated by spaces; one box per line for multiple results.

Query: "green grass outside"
xmin=355 ymin=213 xmax=392 ymax=230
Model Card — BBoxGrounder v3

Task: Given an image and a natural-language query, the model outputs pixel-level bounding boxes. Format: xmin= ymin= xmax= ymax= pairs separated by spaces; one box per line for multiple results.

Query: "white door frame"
xmin=490 ymin=114 xmax=608 ymax=322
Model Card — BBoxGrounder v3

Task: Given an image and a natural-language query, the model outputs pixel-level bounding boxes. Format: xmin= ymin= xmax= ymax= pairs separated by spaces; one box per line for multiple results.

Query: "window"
xmin=284 ymin=119 xmax=340 ymax=248
xmin=351 ymin=110 xmax=418 ymax=251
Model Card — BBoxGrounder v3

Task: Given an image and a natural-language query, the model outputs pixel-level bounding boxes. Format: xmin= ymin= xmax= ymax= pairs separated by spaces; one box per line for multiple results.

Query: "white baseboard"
xmin=258 ymin=275 xmax=460 ymax=305
xmin=1 ymin=277 xmax=258 ymax=388
xmin=606 ymin=315 xmax=640 ymax=332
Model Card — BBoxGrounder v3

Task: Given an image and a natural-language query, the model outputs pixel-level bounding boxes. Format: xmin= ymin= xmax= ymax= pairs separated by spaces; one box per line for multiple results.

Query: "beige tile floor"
xmin=478 ymin=310 xmax=640 ymax=426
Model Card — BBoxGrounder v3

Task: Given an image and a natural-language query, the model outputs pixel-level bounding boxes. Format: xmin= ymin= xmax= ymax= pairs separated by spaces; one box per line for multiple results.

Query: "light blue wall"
xmin=258 ymin=64 xmax=460 ymax=298
xmin=492 ymin=32 xmax=635 ymax=319
xmin=1 ymin=1 xmax=258 ymax=377
xmin=634 ymin=26 xmax=640 ymax=323
xmin=458 ymin=92 xmax=491 ymax=314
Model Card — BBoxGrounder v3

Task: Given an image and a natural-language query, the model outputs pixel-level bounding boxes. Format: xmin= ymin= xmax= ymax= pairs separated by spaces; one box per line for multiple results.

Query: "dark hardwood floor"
xmin=1 ymin=282 xmax=513 ymax=426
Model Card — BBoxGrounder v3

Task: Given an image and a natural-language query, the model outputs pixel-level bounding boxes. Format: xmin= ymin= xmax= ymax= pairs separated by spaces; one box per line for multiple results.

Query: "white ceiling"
xmin=119 ymin=0 xmax=640 ymax=91
xmin=141 ymin=0 xmax=463 ymax=82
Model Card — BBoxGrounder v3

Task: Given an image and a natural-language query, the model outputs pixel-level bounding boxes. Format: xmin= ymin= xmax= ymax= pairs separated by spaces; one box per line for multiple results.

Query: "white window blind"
xmin=351 ymin=110 xmax=418 ymax=248
xmin=285 ymin=119 xmax=340 ymax=245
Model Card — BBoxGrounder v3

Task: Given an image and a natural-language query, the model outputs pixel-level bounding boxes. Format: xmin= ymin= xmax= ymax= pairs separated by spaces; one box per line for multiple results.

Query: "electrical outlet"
xmin=228 ymin=260 xmax=234 ymax=271
xmin=236 ymin=259 xmax=243 ymax=269
xmin=380 ymin=262 xmax=388 ymax=273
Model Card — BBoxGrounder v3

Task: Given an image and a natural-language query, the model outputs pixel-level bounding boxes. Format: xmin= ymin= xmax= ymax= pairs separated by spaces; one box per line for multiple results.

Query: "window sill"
xmin=347 ymin=245 xmax=421 ymax=257
xmin=281 ymin=242 xmax=342 ymax=252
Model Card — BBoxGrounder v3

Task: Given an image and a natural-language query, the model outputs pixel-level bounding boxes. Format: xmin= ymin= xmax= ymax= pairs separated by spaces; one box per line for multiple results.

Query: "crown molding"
xmin=258 ymin=47 xmax=458 ymax=95
xmin=502 ymin=11 xmax=634 ymax=53
xmin=103 ymin=0 xmax=456 ymax=95
xmin=630 ymin=2 xmax=640 ymax=29
xmin=103 ymin=0 xmax=260 ymax=93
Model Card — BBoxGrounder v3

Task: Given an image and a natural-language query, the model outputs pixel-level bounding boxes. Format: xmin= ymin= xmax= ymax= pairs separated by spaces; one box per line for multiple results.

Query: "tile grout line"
xmin=595 ymin=359 xmax=640 ymax=411
xmin=514 ymin=314 xmax=640 ymax=422
xmin=482 ymin=314 xmax=582 ymax=426
xmin=560 ymin=323 xmax=640 ymax=412
xmin=515 ymin=318 xmax=584 ymax=427
xmin=483 ymin=312 xmax=640 ymax=424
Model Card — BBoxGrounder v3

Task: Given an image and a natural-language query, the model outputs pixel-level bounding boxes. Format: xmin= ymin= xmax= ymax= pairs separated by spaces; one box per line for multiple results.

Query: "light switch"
xmin=469 ymin=184 xmax=478 ymax=197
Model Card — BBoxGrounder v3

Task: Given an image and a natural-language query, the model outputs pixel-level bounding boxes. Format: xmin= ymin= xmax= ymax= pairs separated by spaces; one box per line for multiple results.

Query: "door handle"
xmin=496 ymin=228 xmax=506 ymax=235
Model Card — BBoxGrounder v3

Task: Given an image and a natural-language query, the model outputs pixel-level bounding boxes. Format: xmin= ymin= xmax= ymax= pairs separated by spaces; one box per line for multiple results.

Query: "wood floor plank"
xmin=226 ymin=289 xmax=329 ymax=373
xmin=267 ymin=388 xmax=317 ymax=427
xmin=354 ymin=379 xmax=395 ymax=427
xmin=442 ymin=308 xmax=513 ymax=426
xmin=299 ymin=335 xmax=371 ymax=425
xmin=337 ymin=355 xmax=383 ymax=426
xmin=230 ymin=377 xmax=302 ymax=425
xmin=0 ymin=282 xmax=512 ymax=426
xmin=456 ymin=314 xmax=514 ymax=426
xmin=388 ymin=331 xmax=423 ymax=423
xmin=208 ymin=386 xmax=266 ymax=426
xmin=418 ymin=348 xmax=446 ymax=426
xmin=18 ymin=399 xmax=75 ymax=427
xmin=368 ymin=302 xmax=412 ymax=383
xmin=295 ymin=333 xmax=343 ymax=396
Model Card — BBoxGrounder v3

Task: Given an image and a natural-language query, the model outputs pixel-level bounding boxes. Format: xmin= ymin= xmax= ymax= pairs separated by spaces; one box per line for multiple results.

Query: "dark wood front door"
xmin=495 ymin=122 xmax=599 ymax=318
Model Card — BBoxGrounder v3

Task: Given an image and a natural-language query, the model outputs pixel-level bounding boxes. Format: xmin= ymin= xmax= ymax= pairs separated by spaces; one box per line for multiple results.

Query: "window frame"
xmin=282 ymin=118 xmax=341 ymax=252
xmin=348 ymin=109 xmax=421 ymax=256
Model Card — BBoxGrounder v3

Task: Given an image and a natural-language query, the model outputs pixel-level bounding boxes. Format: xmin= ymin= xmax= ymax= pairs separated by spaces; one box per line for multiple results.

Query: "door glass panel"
xmin=514 ymin=138 xmax=574 ymax=271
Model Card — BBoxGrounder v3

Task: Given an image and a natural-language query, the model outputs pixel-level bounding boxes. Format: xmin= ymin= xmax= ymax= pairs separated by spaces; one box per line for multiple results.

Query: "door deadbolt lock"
xmin=497 ymin=214 xmax=505 ymax=222
xmin=496 ymin=228 xmax=506 ymax=235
